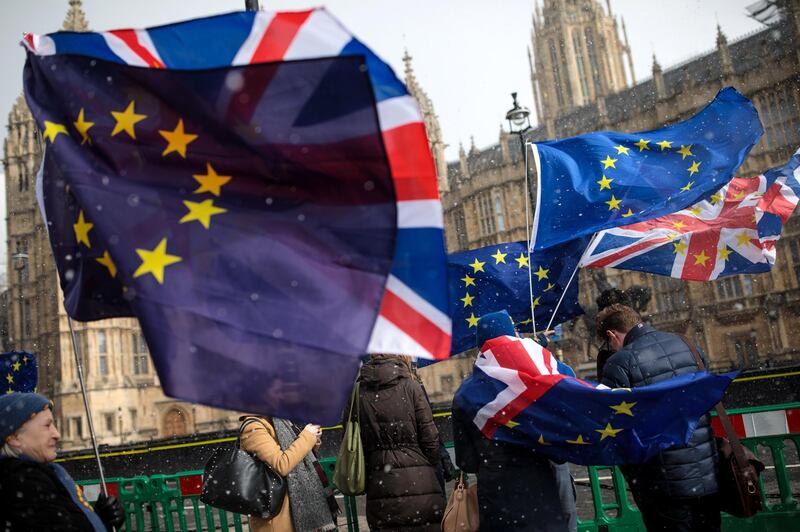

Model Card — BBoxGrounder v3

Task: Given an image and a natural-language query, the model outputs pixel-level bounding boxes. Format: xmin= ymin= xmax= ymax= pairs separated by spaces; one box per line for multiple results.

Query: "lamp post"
xmin=505 ymin=92 xmax=532 ymax=153
xmin=11 ymin=250 xmax=29 ymax=348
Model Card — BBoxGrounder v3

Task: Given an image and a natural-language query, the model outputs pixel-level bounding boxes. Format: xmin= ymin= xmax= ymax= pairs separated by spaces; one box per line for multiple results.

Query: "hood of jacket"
xmin=359 ymin=357 xmax=412 ymax=389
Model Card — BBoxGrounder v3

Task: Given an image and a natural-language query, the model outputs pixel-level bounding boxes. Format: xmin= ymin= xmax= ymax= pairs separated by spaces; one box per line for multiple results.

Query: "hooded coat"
xmin=356 ymin=356 xmax=445 ymax=531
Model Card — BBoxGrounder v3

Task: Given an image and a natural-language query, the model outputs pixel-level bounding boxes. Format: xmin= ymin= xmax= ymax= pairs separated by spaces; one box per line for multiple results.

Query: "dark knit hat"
xmin=477 ymin=310 xmax=516 ymax=348
xmin=0 ymin=393 xmax=52 ymax=442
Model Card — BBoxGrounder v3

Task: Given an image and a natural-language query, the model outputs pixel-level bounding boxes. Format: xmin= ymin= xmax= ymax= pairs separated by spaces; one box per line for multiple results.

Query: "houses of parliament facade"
xmin=3 ymin=0 xmax=799 ymax=444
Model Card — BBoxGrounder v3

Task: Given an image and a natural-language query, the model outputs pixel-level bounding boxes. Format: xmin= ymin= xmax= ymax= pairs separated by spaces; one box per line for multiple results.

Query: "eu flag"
xmin=448 ymin=239 xmax=587 ymax=354
xmin=532 ymin=87 xmax=763 ymax=250
xmin=22 ymin=10 xmax=448 ymax=423
xmin=453 ymin=335 xmax=735 ymax=465
xmin=1 ymin=352 xmax=37 ymax=394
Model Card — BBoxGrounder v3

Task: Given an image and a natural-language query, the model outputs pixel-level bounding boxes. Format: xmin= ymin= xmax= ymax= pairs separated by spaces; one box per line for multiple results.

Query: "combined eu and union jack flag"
xmin=582 ymin=148 xmax=800 ymax=280
xmin=23 ymin=10 xmax=450 ymax=423
xmin=1 ymin=352 xmax=37 ymax=394
xmin=453 ymin=335 xmax=735 ymax=465
xmin=447 ymin=239 xmax=587 ymax=354
xmin=531 ymin=87 xmax=763 ymax=251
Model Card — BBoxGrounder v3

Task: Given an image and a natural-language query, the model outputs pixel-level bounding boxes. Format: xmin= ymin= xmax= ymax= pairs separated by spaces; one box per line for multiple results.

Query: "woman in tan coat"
xmin=239 ymin=416 xmax=337 ymax=532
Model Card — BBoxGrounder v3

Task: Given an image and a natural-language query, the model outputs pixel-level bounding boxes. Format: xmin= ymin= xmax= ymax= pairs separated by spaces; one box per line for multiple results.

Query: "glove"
xmin=94 ymin=492 xmax=125 ymax=530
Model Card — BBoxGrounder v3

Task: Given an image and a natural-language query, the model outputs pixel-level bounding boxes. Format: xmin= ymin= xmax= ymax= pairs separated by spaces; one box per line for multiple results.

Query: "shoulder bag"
xmin=681 ymin=337 xmax=765 ymax=517
xmin=333 ymin=381 xmax=366 ymax=495
xmin=441 ymin=472 xmax=479 ymax=532
xmin=200 ymin=418 xmax=286 ymax=518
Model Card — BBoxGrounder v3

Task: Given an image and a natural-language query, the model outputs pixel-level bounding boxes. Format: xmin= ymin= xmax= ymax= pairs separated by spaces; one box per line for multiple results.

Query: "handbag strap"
xmin=679 ymin=335 xmax=750 ymax=468
xmin=347 ymin=381 xmax=360 ymax=423
xmin=237 ymin=417 xmax=265 ymax=449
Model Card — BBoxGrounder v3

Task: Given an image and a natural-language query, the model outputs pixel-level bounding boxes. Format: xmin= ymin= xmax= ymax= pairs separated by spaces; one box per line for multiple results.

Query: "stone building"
xmin=436 ymin=0 xmax=800 ymax=388
xmin=3 ymin=0 xmax=240 ymax=450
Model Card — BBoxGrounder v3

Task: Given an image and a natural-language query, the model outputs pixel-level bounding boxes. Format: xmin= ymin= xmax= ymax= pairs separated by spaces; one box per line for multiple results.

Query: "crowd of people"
xmin=0 ymin=291 xmax=723 ymax=531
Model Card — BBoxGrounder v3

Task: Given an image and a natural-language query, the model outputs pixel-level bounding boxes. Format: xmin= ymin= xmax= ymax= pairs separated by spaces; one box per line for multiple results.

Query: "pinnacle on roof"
xmin=62 ymin=0 xmax=90 ymax=32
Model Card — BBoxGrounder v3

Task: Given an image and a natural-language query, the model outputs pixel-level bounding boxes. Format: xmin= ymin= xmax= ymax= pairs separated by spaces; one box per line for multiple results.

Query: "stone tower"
xmin=530 ymin=0 xmax=634 ymax=121
xmin=403 ymin=50 xmax=449 ymax=192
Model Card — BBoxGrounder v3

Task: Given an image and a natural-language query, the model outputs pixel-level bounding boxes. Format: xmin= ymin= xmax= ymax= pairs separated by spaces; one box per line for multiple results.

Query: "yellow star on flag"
xmin=634 ymin=139 xmax=650 ymax=151
xmin=718 ymin=246 xmax=732 ymax=261
xmin=469 ymin=258 xmax=485 ymax=273
xmin=515 ymin=253 xmax=529 ymax=269
xmin=5 ymin=374 xmax=12 ymax=384
xmin=621 ymin=209 xmax=634 ymax=218
xmin=677 ymin=144 xmax=693 ymax=159
xmin=192 ymin=163 xmax=232 ymax=197
xmin=672 ymin=220 xmax=686 ymax=231
xmin=504 ymin=420 xmax=519 ymax=429
xmin=610 ymin=401 xmax=636 ymax=416
xmin=111 ymin=101 xmax=147 ymax=139
xmin=736 ymin=232 xmax=752 ymax=247
xmin=43 ymin=121 xmax=68 ymax=144
xmin=466 ymin=313 xmax=479 ymax=328
xmin=710 ymin=192 xmax=723 ymax=205
xmin=657 ymin=140 xmax=673 ymax=150
xmin=543 ymin=282 xmax=555 ymax=292
xmin=133 ymin=238 xmax=182 ymax=284
xmin=681 ymin=181 xmax=694 ymax=192
xmin=693 ymin=250 xmax=711 ymax=266
xmin=566 ymin=435 xmax=591 ymax=445
xmin=179 ymin=199 xmax=227 ymax=229
xmin=73 ymin=109 xmax=94 ymax=145
xmin=96 ymin=251 xmax=117 ymax=278
xmin=461 ymin=293 xmax=475 ymax=307
xmin=687 ymin=161 xmax=701 ymax=176
xmin=12 ymin=361 xmax=20 ymax=372
xmin=491 ymin=250 xmax=508 ymax=264
xmin=597 ymin=175 xmax=613 ymax=191
xmin=614 ymin=145 xmax=630 ymax=155
xmin=5 ymin=389 xmax=12 ymax=395
xmin=533 ymin=296 xmax=541 ymax=308
xmin=689 ymin=206 xmax=703 ymax=216
xmin=534 ymin=266 xmax=549 ymax=281
xmin=73 ymin=210 xmax=93 ymax=248
xmin=462 ymin=274 xmax=475 ymax=287
xmin=733 ymin=191 xmax=747 ymax=201
xmin=159 ymin=119 xmax=198 ymax=158
xmin=606 ymin=195 xmax=621 ymax=211
xmin=537 ymin=434 xmax=551 ymax=446
xmin=595 ymin=423 xmax=623 ymax=441
xmin=601 ymin=155 xmax=618 ymax=169
xmin=673 ymin=240 xmax=688 ymax=254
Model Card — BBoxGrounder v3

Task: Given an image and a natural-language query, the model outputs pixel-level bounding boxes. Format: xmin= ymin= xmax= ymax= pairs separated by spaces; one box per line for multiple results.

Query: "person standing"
xmin=596 ymin=304 xmax=720 ymax=531
xmin=452 ymin=311 xmax=577 ymax=531
xmin=0 ymin=393 xmax=124 ymax=531
xmin=356 ymin=354 xmax=445 ymax=531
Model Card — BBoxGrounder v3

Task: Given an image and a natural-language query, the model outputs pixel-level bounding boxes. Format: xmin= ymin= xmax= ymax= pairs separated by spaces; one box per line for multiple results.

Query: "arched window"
xmin=584 ymin=27 xmax=602 ymax=92
xmin=572 ymin=30 xmax=590 ymax=101
xmin=162 ymin=407 xmax=189 ymax=437
xmin=549 ymin=40 xmax=565 ymax=107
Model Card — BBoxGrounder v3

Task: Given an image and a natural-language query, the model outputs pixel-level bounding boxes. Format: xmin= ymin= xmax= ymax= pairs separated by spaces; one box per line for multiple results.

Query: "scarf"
xmin=272 ymin=419 xmax=336 ymax=532
xmin=49 ymin=461 xmax=107 ymax=532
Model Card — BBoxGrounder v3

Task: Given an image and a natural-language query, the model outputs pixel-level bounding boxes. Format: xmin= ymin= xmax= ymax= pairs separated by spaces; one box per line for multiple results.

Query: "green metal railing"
xmin=78 ymin=434 xmax=799 ymax=531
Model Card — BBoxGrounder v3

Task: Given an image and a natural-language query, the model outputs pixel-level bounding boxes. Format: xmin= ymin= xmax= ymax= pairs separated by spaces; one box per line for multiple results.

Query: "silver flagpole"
xmin=522 ymin=140 xmax=538 ymax=335
xmin=67 ymin=316 xmax=108 ymax=496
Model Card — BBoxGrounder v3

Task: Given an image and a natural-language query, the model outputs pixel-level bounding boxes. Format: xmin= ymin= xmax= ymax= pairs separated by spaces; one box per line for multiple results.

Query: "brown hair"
xmin=596 ymin=304 xmax=641 ymax=338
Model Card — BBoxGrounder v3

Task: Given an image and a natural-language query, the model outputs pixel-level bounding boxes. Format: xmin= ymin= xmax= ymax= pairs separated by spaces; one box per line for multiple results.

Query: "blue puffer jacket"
xmin=600 ymin=323 xmax=718 ymax=500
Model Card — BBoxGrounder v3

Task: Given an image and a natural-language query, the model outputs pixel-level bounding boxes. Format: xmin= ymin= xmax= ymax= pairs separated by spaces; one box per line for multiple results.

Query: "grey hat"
xmin=0 ymin=392 xmax=53 ymax=442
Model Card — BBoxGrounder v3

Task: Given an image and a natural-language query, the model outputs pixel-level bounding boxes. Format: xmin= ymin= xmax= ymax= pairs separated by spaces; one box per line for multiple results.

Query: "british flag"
xmin=581 ymin=148 xmax=800 ymax=281
xmin=453 ymin=335 xmax=736 ymax=465
xmin=23 ymin=9 xmax=451 ymax=360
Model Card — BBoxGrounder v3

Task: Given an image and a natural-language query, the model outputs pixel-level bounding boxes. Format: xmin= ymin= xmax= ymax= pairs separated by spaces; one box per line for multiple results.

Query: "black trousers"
xmin=635 ymin=493 xmax=720 ymax=532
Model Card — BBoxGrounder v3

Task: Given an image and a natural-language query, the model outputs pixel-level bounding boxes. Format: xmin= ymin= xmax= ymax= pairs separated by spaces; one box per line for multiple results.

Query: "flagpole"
xmin=522 ymin=140 xmax=538 ymax=335
xmin=67 ymin=316 xmax=108 ymax=496
xmin=544 ymin=232 xmax=599 ymax=332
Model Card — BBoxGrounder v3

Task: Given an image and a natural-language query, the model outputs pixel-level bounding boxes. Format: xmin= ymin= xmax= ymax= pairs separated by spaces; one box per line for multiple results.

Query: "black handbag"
xmin=201 ymin=418 xmax=286 ymax=518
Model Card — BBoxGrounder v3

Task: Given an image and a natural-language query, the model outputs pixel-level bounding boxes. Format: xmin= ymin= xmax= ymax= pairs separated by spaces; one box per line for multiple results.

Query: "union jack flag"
xmin=453 ymin=335 xmax=735 ymax=465
xmin=581 ymin=148 xmax=800 ymax=281
xmin=23 ymin=9 xmax=450 ymax=361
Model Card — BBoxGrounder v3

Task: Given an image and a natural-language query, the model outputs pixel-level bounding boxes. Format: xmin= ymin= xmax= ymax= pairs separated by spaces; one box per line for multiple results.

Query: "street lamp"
xmin=505 ymin=92 xmax=531 ymax=152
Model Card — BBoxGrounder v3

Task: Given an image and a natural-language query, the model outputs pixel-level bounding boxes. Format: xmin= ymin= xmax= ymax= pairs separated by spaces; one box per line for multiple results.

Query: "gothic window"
xmin=653 ymin=276 xmax=686 ymax=312
xmin=98 ymin=330 xmax=109 ymax=376
xmin=733 ymin=335 xmax=758 ymax=368
xmin=493 ymin=190 xmax=506 ymax=232
xmin=71 ymin=417 xmax=83 ymax=440
xmin=132 ymin=332 xmax=150 ymax=375
xmin=104 ymin=413 xmax=114 ymax=433
xmin=129 ymin=409 xmax=138 ymax=431
xmin=23 ymin=300 xmax=32 ymax=339
xmin=760 ymin=85 xmax=800 ymax=155
xmin=163 ymin=407 xmax=189 ymax=437
xmin=788 ymin=238 xmax=800 ymax=287
xmin=573 ymin=30 xmax=590 ymax=101
xmin=549 ymin=40 xmax=565 ymax=107
xmin=559 ymin=38 xmax=574 ymax=106
xmin=454 ymin=210 xmax=468 ymax=250
xmin=584 ymin=27 xmax=602 ymax=94
xmin=477 ymin=192 xmax=496 ymax=237
xmin=716 ymin=276 xmax=754 ymax=300
xmin=440 ymin=375 xmax=455 ymax=393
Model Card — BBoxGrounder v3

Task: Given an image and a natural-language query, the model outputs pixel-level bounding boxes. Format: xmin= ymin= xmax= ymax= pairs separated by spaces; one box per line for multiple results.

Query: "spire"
xmin=606 ymin=0 xmax=613 ymax=17
xmin=716 ymin=23 xmax=728 ymax=47
xmin=652 ymin=54 xmax=666 ymax=100
xmin=403 ymin=49 xmax=416 ymax=84
xmin=651 ymin=53 xmax=662 ymax=73
xmin=716 ymin=24 xmax=734 ymax=78
xmin=62 ymin=0 xmax=90 ymax=32
xmin=621 ymin=16 xmax=636 ymax=85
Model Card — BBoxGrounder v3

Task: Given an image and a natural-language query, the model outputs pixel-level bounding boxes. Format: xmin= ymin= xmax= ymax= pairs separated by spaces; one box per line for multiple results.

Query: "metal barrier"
xmin=77 ymin=433 xmax=799 ymax=531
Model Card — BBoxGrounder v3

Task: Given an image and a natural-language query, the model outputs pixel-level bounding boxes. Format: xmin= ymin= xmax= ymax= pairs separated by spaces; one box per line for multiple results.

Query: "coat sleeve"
xmin=239 ymin=418 xmax=317 ymax=477
xmin=600 ymin=356 xmax=631 ymax=389
xmin=451 ymin=408 xmax=479 ymax=474
xmin=411 ymin=381 xmax=441 ymax=466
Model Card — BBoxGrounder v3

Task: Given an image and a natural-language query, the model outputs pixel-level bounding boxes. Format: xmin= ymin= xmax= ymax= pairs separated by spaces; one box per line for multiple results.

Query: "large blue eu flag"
xmin=22 ymin=11 xmax=432 ymax=423
xmin=532 ymin=87 xmax=763 ymax=250
xmin=1 ymin=352 xmax=37 ymax=394
xmin=448 ymin=239 xmax=587 ymax=354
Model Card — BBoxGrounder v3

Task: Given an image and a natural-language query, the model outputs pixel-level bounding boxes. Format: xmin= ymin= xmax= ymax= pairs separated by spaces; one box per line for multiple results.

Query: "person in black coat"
xmin=596 ymin=304 xmax=720 ymax=532
xmin=0 ymin=393 xmax=124 ymax=531
xmin=452 ymin=311 xmax=576 ymax=532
